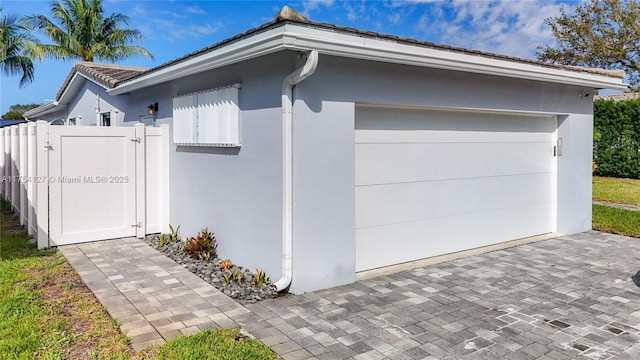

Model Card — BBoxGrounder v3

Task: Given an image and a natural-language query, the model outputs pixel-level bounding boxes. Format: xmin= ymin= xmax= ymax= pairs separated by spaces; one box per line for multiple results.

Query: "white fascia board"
xmin=24 ymin=72 xmax=94 ymax=119
xmin=281 ymin=24 xmax=628 ymax=90
xmin=108 ymin=27 xmax=288 ymax=95
xmin=110 ymin=23 xmax=627 ymax=95
xmin=23 ymin=100 xmax=60 ymax=119
xmin=57 ymin=73 xmax=101 ymax=105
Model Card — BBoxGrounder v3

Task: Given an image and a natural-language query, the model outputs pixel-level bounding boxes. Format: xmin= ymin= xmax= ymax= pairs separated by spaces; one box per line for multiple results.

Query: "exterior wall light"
xmin=148 ymin=103 xmax=158 ymax=115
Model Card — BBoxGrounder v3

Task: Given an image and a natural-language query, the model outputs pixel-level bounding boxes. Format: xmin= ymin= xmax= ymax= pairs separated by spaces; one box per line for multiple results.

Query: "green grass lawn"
xmin=592 ymin=176 xmax=640 ymax=238
xmin=0 ymin=199 xmax=279 ymax=360
xmin=593 ymin=204 xmax=640 ymax=238
xmin=140 ymin=328 xmax=280 ymax=360
xmin=592 ymin=176 xmax=640 ymax=206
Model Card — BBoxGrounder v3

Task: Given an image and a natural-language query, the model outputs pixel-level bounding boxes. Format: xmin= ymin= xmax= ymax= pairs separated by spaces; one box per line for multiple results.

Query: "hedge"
xmin=593 ymin=98 xmax=640 ymax=179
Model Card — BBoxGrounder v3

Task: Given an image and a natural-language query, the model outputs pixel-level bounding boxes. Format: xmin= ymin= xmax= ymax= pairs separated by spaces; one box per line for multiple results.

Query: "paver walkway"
xmin=61 ymin=231 xmax=640 ymax=359
xmin=59 ymin=239 xmax=259 ymax=351
xmin=593 ymin=200 xmax=640 ymax=212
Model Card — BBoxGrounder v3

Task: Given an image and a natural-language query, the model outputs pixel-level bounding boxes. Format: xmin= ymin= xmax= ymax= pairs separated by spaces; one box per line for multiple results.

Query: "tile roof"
xmin=56 ymin=62 xmax=147 ymax=100
xmin=117 ymin=6 xmax=624 ymax=87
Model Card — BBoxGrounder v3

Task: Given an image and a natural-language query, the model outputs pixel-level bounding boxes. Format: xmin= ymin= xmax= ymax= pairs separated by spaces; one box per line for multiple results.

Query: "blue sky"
xmin=1 ymin=0 xmax=577 ymax=114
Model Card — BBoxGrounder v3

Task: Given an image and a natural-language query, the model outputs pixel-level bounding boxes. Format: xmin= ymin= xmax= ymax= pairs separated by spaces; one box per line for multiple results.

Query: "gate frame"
xmin=0 ymin=121 xmax=168 ymax=249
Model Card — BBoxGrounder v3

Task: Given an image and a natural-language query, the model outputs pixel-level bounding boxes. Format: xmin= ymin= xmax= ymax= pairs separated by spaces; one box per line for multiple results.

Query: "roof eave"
xmin=56 ymin=72 xmax=104 ymax=106
xmin=108 ymin=26 xmax=288 ymax=96
xmin=23 ymin=101 xmax=61 ymax=119
xmin=281 ymin=25 xmax=628 ymax=90
xmin=110 ymin=23 xmax=628 ymax=95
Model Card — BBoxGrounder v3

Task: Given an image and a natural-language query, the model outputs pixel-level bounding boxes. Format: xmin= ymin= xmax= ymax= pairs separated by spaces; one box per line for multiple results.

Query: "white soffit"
xmin=110 ymin=23 xmax=628 ymax=95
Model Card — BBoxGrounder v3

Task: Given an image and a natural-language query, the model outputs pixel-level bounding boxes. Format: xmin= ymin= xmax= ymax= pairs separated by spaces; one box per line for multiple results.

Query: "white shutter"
xmin=173 ymin=84 xmax=240 ymax=146
xmin=173 ymin=94 xmax=198 ymax=144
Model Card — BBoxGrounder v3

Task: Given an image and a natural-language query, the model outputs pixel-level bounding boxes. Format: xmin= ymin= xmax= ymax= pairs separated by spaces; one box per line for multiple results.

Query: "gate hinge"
xmin=131 ymin=222 xmax=141 ymax=228
xmin=130 ymin=137 xmax=141 ymax=143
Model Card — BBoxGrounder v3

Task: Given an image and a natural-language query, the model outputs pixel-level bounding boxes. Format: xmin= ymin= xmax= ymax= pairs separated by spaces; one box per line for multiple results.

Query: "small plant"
xmin=222 ymin=271 xmax=232 ymax=284
xmin=219 ymin=260 xmax=233 ymax=271
xmin=183 ymin=227 xmax=217 ymax=262
xmin=169 ymin=224 xmax=181 ymax=242
xmin=158 ymin=233 xmax=171 ymax=247
xmin=159 ymin=224 xmax=181 ymax=247
xmin=232 ymin=269 xmax=244 ymax=285
xmin=252 ymin=269 xmax=269 ymax=287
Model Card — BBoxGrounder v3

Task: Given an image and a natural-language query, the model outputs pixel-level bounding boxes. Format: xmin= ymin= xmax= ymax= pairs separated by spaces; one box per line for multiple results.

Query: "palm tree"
xmin=0 ymin=9 xmax=35 ymax=86
xmin=26 ymin=0 xmax=152 ymax=62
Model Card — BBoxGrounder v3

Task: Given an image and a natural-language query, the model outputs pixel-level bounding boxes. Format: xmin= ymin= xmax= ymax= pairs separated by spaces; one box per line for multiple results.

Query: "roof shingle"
xmin=56 ymin=62 xmax=147 ymax=100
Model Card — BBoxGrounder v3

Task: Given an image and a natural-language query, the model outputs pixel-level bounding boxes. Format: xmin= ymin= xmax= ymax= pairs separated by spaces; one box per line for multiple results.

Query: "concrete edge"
xmin=356 ymin=232 xmax=561 ymax=281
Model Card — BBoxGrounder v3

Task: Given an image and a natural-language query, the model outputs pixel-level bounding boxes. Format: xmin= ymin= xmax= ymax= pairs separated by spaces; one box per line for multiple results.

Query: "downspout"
xmin=95 ymin=95 xmax=101 ymax=126
xmin=274 ymin=50 xmax=319 ymax=292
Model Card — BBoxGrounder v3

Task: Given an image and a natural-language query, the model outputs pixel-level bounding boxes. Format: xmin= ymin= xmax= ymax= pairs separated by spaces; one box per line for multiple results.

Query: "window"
xmin=100 ymin=112 xmax=111 ymax=127
xmin=67 ymin=118 xmax=76 ymax=126
xmin=172 ymin=83 xmax=240 ymax=146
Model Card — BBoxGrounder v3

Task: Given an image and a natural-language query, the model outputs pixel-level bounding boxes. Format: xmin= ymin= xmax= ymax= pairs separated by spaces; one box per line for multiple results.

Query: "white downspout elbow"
xmin=274 ymin=50 xmax=319 ymax=292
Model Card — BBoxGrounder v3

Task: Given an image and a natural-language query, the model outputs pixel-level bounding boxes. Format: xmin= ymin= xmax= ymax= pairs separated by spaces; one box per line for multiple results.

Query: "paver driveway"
xmin=62 ymin=231 xmax=640 ymax=359
xmin=243 ymin=231 xmax=640 ymax=359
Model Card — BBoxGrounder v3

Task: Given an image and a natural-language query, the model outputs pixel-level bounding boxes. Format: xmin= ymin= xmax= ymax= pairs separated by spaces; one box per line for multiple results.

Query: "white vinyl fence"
xmin=0 ymin=121 xmax=169 ymax=249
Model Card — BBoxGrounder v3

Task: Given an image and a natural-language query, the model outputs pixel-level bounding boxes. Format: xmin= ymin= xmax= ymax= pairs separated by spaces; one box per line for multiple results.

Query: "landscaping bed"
xmin=145 ymin=232 xmax=279 ymax=303
xmin=0 ymin=199 xmax=280 ymax=359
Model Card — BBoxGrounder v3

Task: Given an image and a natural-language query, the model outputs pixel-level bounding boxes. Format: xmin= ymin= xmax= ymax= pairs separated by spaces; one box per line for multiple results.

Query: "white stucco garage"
xmin=355 ymin=106 xmax=556 ymax=271
xmin=28 ymin=7 xmax=626 ymax=294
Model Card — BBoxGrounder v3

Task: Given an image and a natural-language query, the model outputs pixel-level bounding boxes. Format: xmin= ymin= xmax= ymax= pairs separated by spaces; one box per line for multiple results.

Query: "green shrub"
xmin=593 ymin=98 xmax=640 ymax=179
xmin=183 ymin=228 xmax=217 ymax=262
xmin=159 ymin=224 xmax=182 ymax=247
xmin=252 ymin=269 xmax=269 ymax=287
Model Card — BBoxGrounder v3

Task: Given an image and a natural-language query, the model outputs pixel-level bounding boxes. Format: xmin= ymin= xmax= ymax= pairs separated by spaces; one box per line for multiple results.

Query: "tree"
xmin=26 ymin=0 xmax=152 ymax=62
xmin=537 ymin=0 xmax=640 ymax=88
xmin=1 ymin=103 xmax=40 ymax=119
xmin=0 ymin=8 xmax=36 ymax=86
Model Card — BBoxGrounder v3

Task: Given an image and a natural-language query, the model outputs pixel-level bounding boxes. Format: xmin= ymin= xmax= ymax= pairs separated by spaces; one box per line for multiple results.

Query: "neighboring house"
xmin=33 ymin=7 xmax=627 ymax=294
xmin=0 ymin=119 xmax=26 ymax=128
xmin=23 ymin=62 xmax=147 ymax=126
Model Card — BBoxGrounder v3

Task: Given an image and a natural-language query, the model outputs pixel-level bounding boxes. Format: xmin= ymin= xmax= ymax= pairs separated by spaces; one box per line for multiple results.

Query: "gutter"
xmin=23 ymin=101 xmax=59 ymax=120
xmin=109 ymin=24 xmax=627 ymax=96
xmin=108 ymin=28 xmax=287 ymax=96
xmin=274 ymin=50 xmax=319 ymax=292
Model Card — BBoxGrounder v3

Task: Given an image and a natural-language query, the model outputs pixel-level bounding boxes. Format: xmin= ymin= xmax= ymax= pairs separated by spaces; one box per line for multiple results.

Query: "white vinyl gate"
xmin=0 ymin=121 xmax=169 ymax=248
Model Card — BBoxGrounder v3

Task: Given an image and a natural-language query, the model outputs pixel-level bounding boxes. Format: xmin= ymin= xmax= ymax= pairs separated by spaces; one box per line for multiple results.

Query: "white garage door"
xmin=355 ymin=106 xmax=556 ymax=272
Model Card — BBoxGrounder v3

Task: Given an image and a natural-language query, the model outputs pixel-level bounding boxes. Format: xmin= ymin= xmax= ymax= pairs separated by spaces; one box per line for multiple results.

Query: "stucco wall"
xmin=67 ymin=79 xmax=130 ymax=126
xmin=289 ymin=55 xmax=593 ymax=293
xmin=125 ymin=51 xmax=299 ymax=283
xmin=126 ymin=51 xmax=595 ymax=294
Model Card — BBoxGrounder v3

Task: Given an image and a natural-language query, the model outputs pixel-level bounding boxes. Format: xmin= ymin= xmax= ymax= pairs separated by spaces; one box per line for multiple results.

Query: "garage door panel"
xmin=355 ymin=106 xmax=556 ymax=272
xmin=356 ymin=142 xmax=552 ymax=186
xmin=355 ymin=203 xmax=552 ymax=271
xmin=356 ymin=107 xmax=555 ymax=144
xmin=356 ymin=173 xmax=552 ymax=229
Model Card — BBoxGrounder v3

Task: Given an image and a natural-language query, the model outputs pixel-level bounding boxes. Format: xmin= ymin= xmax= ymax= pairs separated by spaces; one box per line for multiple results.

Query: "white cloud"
xmin=342 ymin=1 xmax=371 ymax=22
xmin=301 ymin=0 xmax=335 ymax=17
xmin=413 ymin=0 xmax=573 ymax=59
xmin=146 ymin=18 xmax=222 ymax=41
xmin=184 ymin=5 xmax=206 ymax=15
xmin=388 ymin=12 xmax=402 ymax=25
